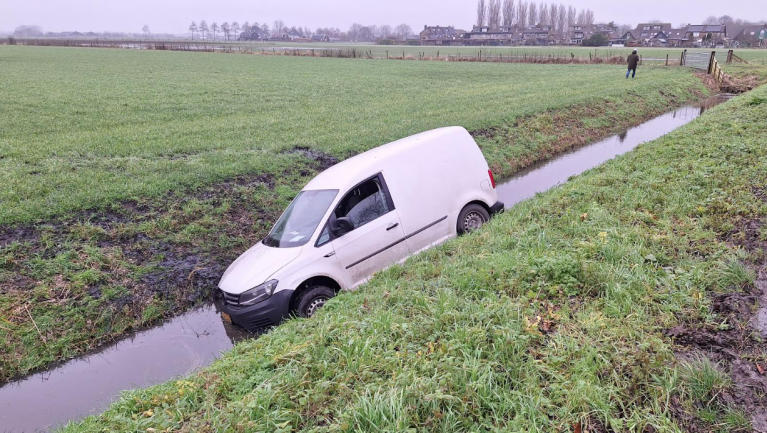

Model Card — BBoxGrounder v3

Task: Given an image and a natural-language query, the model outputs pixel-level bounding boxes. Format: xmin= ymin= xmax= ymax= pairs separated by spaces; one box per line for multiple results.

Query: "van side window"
xmin=335 ymin=178 xmax=390 ymax=230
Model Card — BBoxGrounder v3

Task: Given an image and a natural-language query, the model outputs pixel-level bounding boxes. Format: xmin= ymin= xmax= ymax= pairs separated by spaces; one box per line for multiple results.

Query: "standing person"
xmin=627 ymin=49 xmax=639 ymax=79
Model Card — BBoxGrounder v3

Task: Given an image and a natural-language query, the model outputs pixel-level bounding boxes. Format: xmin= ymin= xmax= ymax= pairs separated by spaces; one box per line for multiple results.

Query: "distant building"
xmin=685 ymin=24 xmax=727 ymax=47
xmin=733 ymin=25 xmax=767 ymax=47
xmin=238 ymin=26 xmax=268 ymax=41
xmin=633 ymin=23 xmax=672 ymax=44
xmin=568 ymin=24 xmax=617 ymax=45
xmin=419 ymin=25 xmax=462 ymax=46
xmin=311 ymin=34 xmax=330 ymax=42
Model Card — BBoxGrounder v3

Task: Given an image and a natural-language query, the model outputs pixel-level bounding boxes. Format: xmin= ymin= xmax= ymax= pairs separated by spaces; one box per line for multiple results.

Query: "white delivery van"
xmin=218 ymin=127 xmax=503 ymax=331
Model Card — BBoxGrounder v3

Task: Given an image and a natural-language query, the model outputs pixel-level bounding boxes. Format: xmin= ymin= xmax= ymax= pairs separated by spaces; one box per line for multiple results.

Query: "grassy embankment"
xmin=64 ymin=82 xmax=767 ymax=433
xmin=0 ymin=46 xmax=710 ymax=381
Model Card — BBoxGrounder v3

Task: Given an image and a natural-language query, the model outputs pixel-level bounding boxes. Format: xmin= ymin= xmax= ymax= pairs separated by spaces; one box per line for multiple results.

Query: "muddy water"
xmin=0 ymin=304 xmax=250 ymax=432
xmin=0 ymin=97 xmax=728 ymax=432
xmin=496 ymin=97 xmax=727 ymax=208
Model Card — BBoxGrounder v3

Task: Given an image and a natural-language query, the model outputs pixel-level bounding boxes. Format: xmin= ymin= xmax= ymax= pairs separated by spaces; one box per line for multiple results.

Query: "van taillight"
xmin=488 ymin=170 xmax=496 ymax=189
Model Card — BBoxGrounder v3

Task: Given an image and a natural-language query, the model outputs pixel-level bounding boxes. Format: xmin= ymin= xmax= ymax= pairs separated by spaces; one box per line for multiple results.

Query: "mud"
xmin=283 ymin=147 xmax=340 ymax=171
xmin=666 ymin=188 xmax=767 ymax=432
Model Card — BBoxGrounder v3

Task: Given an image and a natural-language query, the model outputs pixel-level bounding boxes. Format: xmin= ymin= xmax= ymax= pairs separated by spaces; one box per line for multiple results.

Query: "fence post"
xmin=666 ymin=54 xmax=669 ymax=66
xmin=708 ymin=51 xmax=716 ymax=74
xmin=727 ymin=49 xmax=733 ymax=63
xmin=681 ymin=49 xmax=686 ymax=66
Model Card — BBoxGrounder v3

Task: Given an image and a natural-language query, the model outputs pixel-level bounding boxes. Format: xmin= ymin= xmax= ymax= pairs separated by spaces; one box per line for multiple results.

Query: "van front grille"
xmin=221 ymin=290 xmax=239 ymax=306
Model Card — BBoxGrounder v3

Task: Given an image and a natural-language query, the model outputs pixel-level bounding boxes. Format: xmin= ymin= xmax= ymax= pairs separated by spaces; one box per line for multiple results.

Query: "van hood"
xmin=218 ymin=242 xmax=302 ymax=295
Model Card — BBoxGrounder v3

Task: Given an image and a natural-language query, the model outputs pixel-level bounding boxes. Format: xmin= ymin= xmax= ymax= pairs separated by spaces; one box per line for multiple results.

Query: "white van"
xmin=218 ymin=127 xmax=503 ymax=331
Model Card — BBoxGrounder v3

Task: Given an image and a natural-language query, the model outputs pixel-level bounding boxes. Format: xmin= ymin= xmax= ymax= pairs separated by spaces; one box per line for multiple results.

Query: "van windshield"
xmin=263 ymin=190 xmax=338 ymax=248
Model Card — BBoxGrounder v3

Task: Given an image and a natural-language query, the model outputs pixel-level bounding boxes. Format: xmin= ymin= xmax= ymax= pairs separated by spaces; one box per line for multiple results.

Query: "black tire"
xmin=457 ymin=204 xmax=490 ymax=235
xmin=294 ymin=285 xmax=335 ymax=318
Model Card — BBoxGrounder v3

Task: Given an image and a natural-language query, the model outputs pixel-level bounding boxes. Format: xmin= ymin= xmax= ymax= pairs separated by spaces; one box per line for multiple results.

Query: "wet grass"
xmin=0 ymin=46 xmax=712 ymax=381
xmin=62 ymin=81 xmax=767 ymax=432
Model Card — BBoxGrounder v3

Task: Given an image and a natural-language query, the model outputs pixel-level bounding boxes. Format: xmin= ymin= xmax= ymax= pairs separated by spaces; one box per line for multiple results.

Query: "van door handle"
xmin=324 ymin=252 xmax=335 ymax=258
xmin=386 ymin=223 xmax=399 ymax=231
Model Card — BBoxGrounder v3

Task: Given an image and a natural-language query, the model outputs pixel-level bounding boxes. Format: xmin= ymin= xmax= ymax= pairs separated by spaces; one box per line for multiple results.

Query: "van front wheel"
xmin=295 ymin=285 xmax=335 ymax=318
xmin=457 ymin=204 xmax=490 ymax=235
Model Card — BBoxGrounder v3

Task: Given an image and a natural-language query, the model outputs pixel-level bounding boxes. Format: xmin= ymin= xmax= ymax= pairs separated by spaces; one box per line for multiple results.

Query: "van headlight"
xmin=239 ymin=280 xmax=278 ymax=306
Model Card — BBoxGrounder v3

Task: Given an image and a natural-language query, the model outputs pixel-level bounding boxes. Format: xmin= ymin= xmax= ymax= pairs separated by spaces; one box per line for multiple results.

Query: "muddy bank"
xmin=666 ymin=190 xmax=767 ymax=432
xmin=471 ymin=84 xmax=710 ymax=179
xmin=0 ymin=150 xmax=336 ymax=383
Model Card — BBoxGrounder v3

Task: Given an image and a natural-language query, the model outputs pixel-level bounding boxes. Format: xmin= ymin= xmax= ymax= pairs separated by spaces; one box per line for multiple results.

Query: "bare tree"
xmin=242 ymin=21 xmax=250 ymax=33
xmin=395 ymin=23 xmax=412 ymax=41
xmin=221 ymin=22 xmax=230 ymax=40
xmin=348 ymin=23 xmax=363 ymax=41
xmin=211 ymin=22 xmax=219 ymax=40
xmin=539 ymin=2 xmax=549 ymax=25
xmin=378 ymin=24 xmax=393 ymax=39
xmin=477 ymin=0 xmax=487 ymax=27
xmin=503 ymin=0 xmax=515 ymax=26
xmin=703 ymin=16 xmax=720 ymax=25
xmin=188 ymin=21 xmax=197 ymax=39
xmin=558 ymin=3 xmax=567 ymax=33
xmin=584 ymin=9 xmax=595 ymax=25
xmin=550 ymin=4 xmax=559 ymax=30
xmin=528 ymin=2 xmax=538 ymax=26
xmin=488 ymin=0 xmax=502 ymax=28
xmin=273 ymin=20 xmax=285 ymax=34
xmin=576 ymin=9 xmax=586 ymax=25
xmin=232 ymin=22 xmax=240 ymax=40
xmin=261 ymin=23 xmax=270 ymax=36
xmin=199 ymin=20 xmax=208 ymax=39
xmin=517 ymin=1 xmax=528 ymax=27
xmin=142 ymin=25 xmax=150 ymax=37
xmin=13 ymin=25 xmax=43 ymax=37
xmin=718 ymin=15 xmax=734 ymax=26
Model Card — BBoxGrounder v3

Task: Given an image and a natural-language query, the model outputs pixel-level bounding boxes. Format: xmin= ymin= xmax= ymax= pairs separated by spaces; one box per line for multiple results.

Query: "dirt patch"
xmin=283 ymin=147 xmax=340 ymax=172
xmin=666 ymin=189 xmax=767 ymax=432
xmin=720 ymin=74 xmax=765 ymax=94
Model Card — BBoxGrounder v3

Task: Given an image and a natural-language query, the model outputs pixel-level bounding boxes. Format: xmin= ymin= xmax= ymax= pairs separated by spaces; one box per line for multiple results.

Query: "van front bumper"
xmin=490 ymin=201 xmax=505 ymax=215
xmin=218 ymin=289 xmax=293 ymax=332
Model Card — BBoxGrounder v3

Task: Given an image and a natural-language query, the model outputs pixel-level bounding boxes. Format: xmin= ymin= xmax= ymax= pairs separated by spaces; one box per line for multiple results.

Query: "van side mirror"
xmin=330 ymin=216 xmax=354 ymax=238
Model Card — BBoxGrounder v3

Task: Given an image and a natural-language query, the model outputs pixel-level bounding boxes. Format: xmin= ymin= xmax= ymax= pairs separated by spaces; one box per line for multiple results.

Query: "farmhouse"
xmin=420 ymin=25 xmax=463 ymax=46
xmin=633 ymin=23 xmax=672 ymax=44
xmin=238 ymin=25 xmax=268 ymax=41
xmin=311 ymin=34 xmax=330 ymax=42
xmin=733 ymin=25 xmax=767 ymax=47
xmin=685 ymin=24 xmax=727 ymax=47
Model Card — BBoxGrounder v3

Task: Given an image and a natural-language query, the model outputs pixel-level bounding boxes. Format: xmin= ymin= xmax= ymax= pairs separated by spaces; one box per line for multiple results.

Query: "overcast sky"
xmin=0 ymin=0 xmax=763 ymax=34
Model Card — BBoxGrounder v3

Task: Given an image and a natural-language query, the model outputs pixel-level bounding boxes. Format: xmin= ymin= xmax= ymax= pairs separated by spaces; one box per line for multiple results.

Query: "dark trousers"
xmin=626 ymin=67 xmax=636 ymax=78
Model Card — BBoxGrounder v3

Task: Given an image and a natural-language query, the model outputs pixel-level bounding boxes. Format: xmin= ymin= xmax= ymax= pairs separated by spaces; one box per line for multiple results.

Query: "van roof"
xmin=303 ymin=126 xmax=470 ymax=191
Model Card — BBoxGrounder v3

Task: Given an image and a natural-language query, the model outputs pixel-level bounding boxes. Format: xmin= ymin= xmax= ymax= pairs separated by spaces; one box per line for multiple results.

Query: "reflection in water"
xmin=496 ymin=97 xmax=726 ymax=209
xmin=0 ymin=304 xmax=250 ymax=432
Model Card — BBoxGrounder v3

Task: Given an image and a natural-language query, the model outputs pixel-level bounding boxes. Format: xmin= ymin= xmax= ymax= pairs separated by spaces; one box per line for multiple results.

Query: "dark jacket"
xmin=627 ymin=53 xmax=639 ymax=69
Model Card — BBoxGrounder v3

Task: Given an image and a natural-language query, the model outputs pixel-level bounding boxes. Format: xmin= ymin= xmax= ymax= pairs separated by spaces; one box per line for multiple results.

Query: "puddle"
xmin=496 ymin=96 xmax=728 ymax=208
xmin=0 ymin=304 xmax=249 ymax=432
xmin=0 ymin=96 xmax=730 ymax=432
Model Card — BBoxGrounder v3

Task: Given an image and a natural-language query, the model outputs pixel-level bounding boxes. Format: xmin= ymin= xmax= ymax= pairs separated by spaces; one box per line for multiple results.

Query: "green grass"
xmin=0 ymin=46 xmax=714 ymax=382
xmin=0 ymin=46 xmax=708 ymax=226
xmin=61 ymin=77 xmax=767 ymax=432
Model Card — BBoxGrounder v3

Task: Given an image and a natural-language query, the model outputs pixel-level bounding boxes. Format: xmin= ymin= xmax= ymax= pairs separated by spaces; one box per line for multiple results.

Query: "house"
xmin=633 ymin=23 xmax=672 ymax=45
xmin=685 ymin=24 xmax=727 ymax=47
xmin=733 ymin=25 xmax=767 ymax=47
xmin=568 ymin=24 xmax=616 ymax=45
xmin=419 ymin=25 xmax=463 ymax=46
xmin=238 ymin=25 xmax=268 ymax=41
xmin=311 ymin=34 xmax=330 ymax=42
xmin=466 ymin=25 xmax=524 ymax=45
xmin=665 ymin=28 xmax=688 ymax=47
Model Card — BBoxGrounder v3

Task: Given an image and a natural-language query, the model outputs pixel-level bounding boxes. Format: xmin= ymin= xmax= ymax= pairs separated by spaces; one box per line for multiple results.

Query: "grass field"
xmin=201 ymin=41 xmax=767 ymax=63
xmin=0 ymin=46 xmax=712 ymax=381
xmin=63 ymin=77 xmax=767 ymax=433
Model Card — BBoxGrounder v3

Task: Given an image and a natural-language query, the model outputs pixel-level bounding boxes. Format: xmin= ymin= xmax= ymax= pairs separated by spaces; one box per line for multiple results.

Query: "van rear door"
xmin=327 ymin=174 xmax=409 ymax=288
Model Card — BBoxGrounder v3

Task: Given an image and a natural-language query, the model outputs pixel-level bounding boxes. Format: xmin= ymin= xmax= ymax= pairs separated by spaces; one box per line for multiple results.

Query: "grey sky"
xmin=0 ymin=0 xmax=763 ymax=34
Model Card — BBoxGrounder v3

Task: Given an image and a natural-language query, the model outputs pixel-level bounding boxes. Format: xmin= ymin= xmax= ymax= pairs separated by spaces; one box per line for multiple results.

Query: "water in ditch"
xmin=0 ymin=96 xmax=728 ymax=432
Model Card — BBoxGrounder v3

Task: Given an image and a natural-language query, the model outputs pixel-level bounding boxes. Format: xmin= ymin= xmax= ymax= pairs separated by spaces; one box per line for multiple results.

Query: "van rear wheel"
xmin=457 ymin=204 xmax=490 ymax=235
xmin=294 ymin=285 xmax=335 ymax=318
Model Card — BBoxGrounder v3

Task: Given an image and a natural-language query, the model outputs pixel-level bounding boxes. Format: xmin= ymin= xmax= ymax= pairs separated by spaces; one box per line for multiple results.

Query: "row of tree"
xmin=476 ymin=0 xmax=594 ymax=33
xmin=186 ymin=20 xmax=414 ymax=42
